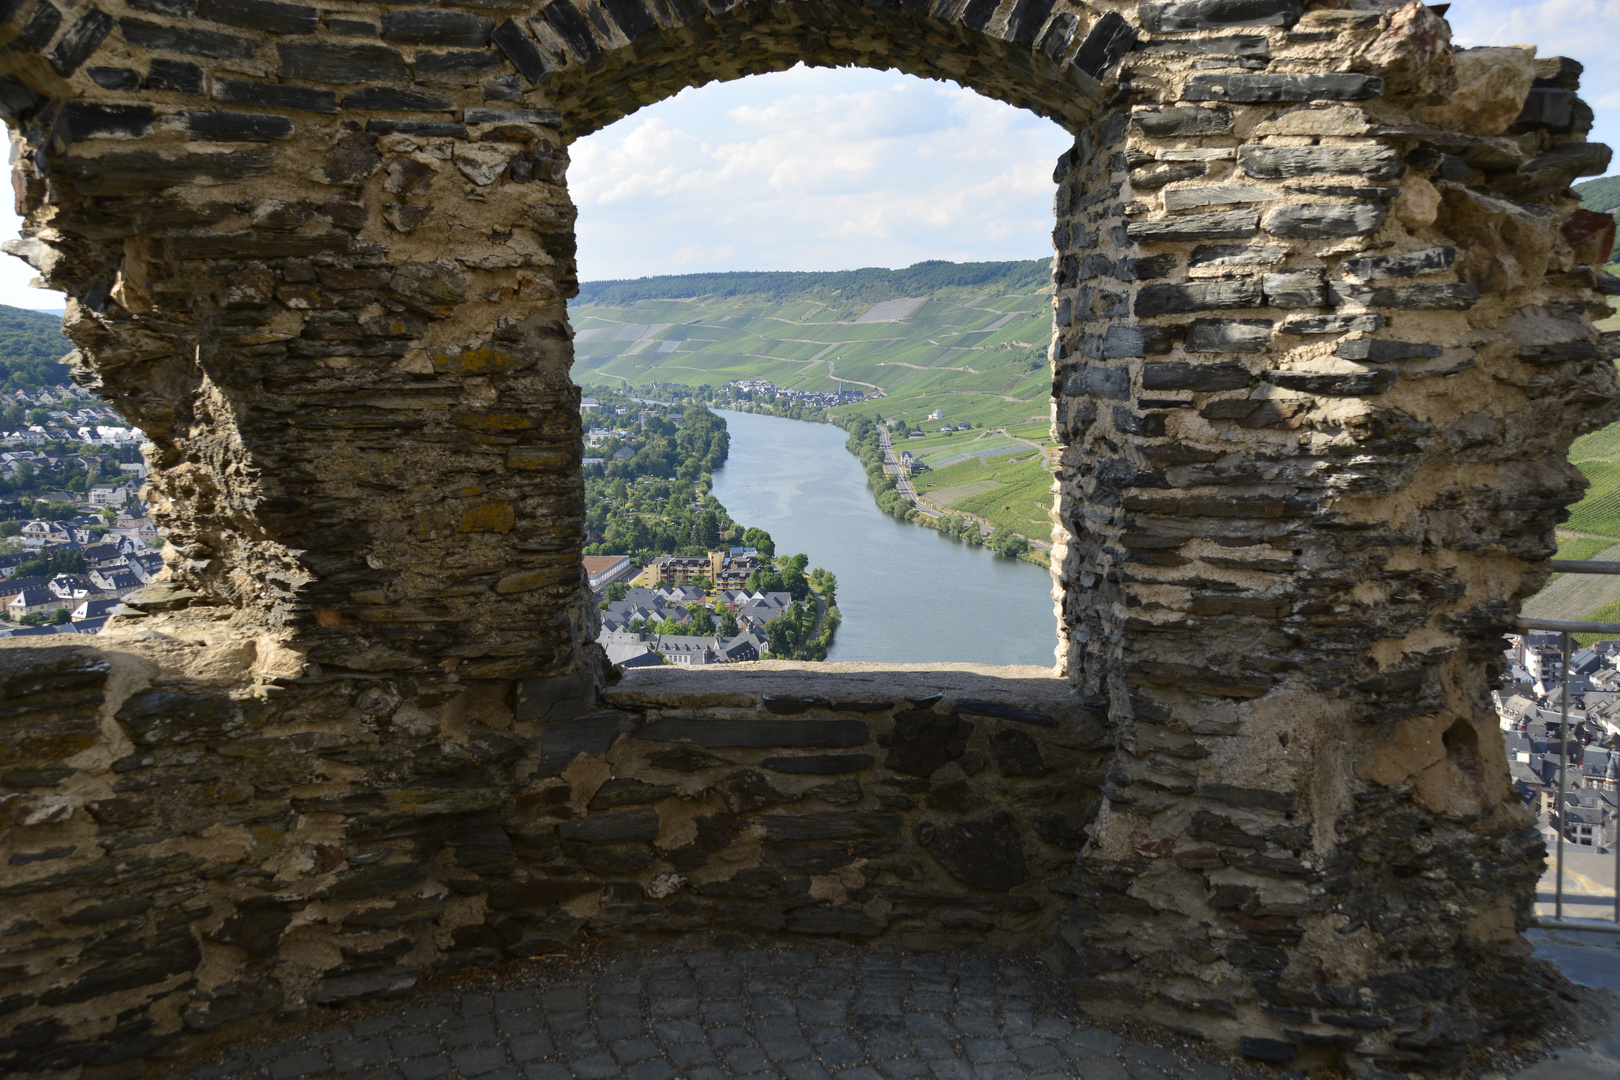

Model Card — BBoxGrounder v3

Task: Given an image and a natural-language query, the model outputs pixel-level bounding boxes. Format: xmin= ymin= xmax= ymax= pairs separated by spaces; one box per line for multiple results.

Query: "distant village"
xmin=3 ymin=383 xmax=144 ymax=447
xmin=587 ymin=547 xmax=792 ymax=667
xmin=1499 ymin=632 xmax=1620 ymax=853
xmin=726 ymin=379 xmax=877 ymax=410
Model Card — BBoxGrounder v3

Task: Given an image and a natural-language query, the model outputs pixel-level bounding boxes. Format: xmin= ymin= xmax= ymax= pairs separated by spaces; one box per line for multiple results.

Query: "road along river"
xmin=710 ymin=409 xmax=1059 ymax=666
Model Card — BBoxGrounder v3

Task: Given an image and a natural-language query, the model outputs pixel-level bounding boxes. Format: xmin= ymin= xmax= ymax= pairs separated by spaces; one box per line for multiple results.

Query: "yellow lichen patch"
xmin=459 ymin=503 xmax=516 ymax=533
xmin=431 ymin=344 xmax=531 ymax=376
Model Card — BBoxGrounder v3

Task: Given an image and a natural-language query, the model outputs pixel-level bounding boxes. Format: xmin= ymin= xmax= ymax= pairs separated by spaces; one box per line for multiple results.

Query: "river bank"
xmin=710 ymin=409 xmax=1057 ymax=666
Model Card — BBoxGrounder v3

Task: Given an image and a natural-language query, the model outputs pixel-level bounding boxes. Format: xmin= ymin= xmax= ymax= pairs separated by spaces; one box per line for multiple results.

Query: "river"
xmin=709 ymin=409 xmax=1059 ymax=666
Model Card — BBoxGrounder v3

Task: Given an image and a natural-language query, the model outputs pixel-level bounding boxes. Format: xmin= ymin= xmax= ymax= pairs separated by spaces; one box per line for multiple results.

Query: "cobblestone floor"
xmin=166 ymin=949 xmax=1240 ymax=1080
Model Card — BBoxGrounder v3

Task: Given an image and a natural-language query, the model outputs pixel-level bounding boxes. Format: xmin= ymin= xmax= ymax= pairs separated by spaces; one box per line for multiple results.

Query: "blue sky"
xmin=0 ymin=0 xmax=1614 ymax=307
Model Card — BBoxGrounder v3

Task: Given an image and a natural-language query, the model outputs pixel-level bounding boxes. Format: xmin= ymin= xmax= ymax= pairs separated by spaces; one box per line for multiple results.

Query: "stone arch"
xmin=0 ymin=1 xmax=1616 ymax=1076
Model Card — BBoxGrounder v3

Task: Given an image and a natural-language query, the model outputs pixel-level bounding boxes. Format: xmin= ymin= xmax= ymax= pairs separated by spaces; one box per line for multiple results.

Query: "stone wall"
xmin=0 ymin=0 xmax=1616 ymax=1076
xmin=0 ymin=642 xmax=1100 ymax=1075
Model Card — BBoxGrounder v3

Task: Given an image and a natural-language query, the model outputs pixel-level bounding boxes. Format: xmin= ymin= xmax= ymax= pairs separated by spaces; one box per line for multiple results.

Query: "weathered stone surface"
xmin=1262 ymin=269 xmax=1325 ymax=308
xmin=1186 ymin=319 xmax=1272 ymax=352
xmin=1419 ymin=46 xmax=1535 ymax=136
xmin=880 ymin=711 xmax=973 ymax=777
xmin=559 ymin=808 xmax=660 ymax=844
xmin=1126 ymin=210 xmax=1258 ymax=243
xmin=1139 ymin=0 xmax=1299 ymax=32
xmin=1328 ymin=281 xmax=1481 ymax=310
xmin=1136 ymin=279 xmax=1263 ymax=316
xmin=760 ymin=753 xmax=874 ymax=774
xmin=635 ymin=716 xmax=869 ymax=748
xmin=928 ymin=812 xmax=1028 ymax=890
xmin=1131 ymin=105 xmax=1233 ymax=137
xmin=1237 ymin=145 xmax=1401 ymax=180
xmin=1141 ymin=361 xmax=1250 ymax=391
xmin=1183 ymin=72 xmax=1382 ymax=103
xmin=1342 ymin=246 xmax=1455 ymax=280
xmin=1262 ymin=202 xmax=1386 ymax=238
xmin=278 ymin=42 xmax=409 ymax=83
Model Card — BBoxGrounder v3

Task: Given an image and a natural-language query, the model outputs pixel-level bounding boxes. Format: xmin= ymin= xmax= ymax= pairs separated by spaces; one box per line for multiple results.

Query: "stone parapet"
xmin=0 ymin=640 xmax=1101 ymax=1076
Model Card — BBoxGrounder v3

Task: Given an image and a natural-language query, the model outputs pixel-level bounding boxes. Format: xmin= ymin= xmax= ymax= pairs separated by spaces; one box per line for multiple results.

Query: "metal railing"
xmin=1517 ymin=559 xmax=1620 ymax=933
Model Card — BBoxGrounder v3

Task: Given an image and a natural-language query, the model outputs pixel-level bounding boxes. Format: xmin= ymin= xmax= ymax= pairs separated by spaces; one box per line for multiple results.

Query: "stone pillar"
xmin=1052 ymin=3 xmax=1617 ymax=1071
xmin=10 ymin=60 xmax=594 ymax=682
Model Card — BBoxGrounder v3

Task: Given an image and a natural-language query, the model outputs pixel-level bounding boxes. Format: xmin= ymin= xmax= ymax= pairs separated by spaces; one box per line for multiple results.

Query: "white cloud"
xmin=569 ymin=66 xmax=1073 ymax=280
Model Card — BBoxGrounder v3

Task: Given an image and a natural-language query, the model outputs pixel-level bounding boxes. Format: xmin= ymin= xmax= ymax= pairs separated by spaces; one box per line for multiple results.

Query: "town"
xmin=587 ymin=545 xmax=838 ymax=666
xmin=1499 ymin=631 xmax=1620 ymax=860
xmin=1 ymin=386 xmax=160 ymax=638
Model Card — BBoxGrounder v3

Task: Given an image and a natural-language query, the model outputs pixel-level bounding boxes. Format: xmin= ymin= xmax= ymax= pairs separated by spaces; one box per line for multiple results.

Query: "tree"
xmin=14 ymin=548 xmax=86 ymax=579
xmin=686 ymin=604 xmax=716 ymax=635
xmin=742 ymin=527 xmax=775 ymax=556
xmin=51 ymin=608 xmax=70 ymax=624
xmin=604 ymin=581 xmax=630 ymax=603
xmin=810 ymin=568 xmax=837 ymax=605
xmin=988 ymin=527 xmax=1029 ymax=559
xmin=718 ymin=610 xmax=739 ymax=636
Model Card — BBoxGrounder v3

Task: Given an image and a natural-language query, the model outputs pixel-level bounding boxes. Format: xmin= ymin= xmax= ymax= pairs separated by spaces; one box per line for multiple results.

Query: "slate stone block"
xmin=63 ymin=148 xmax=275 ymax=195
xmin=1238 ymin=145 xmax=1401 ymax=180
xmin=1141 ymin=361 xmax=1250 ymax=392
xmin=1277 ymin=312 xmax=1381 ymax=334
xmin=760 ymin=753 xmax=874 ymax=775
xmin=1264 ymin=370 xmax=1395 ymax=396
xmin=927 ymin=811 xmax=1027 ymax=890
xmin=59 ymin=102 xmax=152 ymax=141
xmin=1005 ymin=0 xmax=1059 ymax=48
xmin=214 ymin=76 xmax=337 ymax=113
xmin=1189 ymin=244 xmax=1286 ymax=269
xmin=761 ymin=812 xmax=901 ymax=842
xmin=465 ymin=107 xmax=562 ymax=126
xmin=989 ymin=729 xmax=1047 ymax=777
xmin=47 ymin=8 xmax=114 ymax=76
xmin=14 ymin=1 xmax=62 ymax=52
xmin=1238 ymin=1037 xmax=1296 ymax=1062
xmin=1071 ymin=9 xmax=1135 ymax=80
xmin=37 ymin=931 xmax=202 ymax=1005
xmin=146 ymin=58 xmax=203 ymax=95
xmin=601 ymin=0 xmax=655 ymax=39
xmin=880 ymin=711 xmax=973 ymax=777
xmin=317 ymin=862 xmax=431 ymax=901
xmin=197 ymin=0 xmax=318 ymax=34
xmin=542 ymin=0 xmax=600 ymax=62
xmin=279 ymin=42 xmax=409 ymax=83
xmin=1334 ymin=339 xmax=1442 ymax=363
xmin=1064 ymin=362 xmax=1131 ymax=398
xmin=368 ymin=119 xmax=466 ymax=137
xmin=787 ymin=907 xmax=884 ymax=936
xmin=1342 ymin=246 xmax=1455 ymax=280
xmin=181 ymin=111 xmax=295 ymax=142
xmin=1262 ymin=269 xmax=1325 ymax=308
xmin=1126 ymin=210 xmax=1258 ymax=242
xmin=382 ymin=8 xmax=494 ymax=46
xmin=1184 ymin=72 xmax=1382 ymax=102
xmin=416 ymin=50 xmax=504 ymax=82
xmin=493 ymin=18 xmax=549 ymax=84
xmin=342 ymin=87 xmax=452 ymax=112
xmin=87 ymin=67 xmax=141 ymax=90
xmin=1139 ymin=0 xmax=1300 ymax=32
xmin=952 ymin=699 xmax=1057 ymax=727
xmin=1138 ymin=34 xmax=1267 ymax=58
xmin=1136 ymin=279 xmax=1263 ymax=316
xmin=633 ymin=717 xmax=868 ymax=749
xmin=1262 ymin=202 xmax=1386 ymax=238
xmin=1516 ymin=87 xmax=1576 ymax=131
xmin=535 ymin=712 xmax=639 ymax=776
xmin=1186 ymin=319 xmax=1273 ymax=353
xmin=559 ymin=807 xmax=660 ymax=844
xmin=121 ymin=18 xmax=258 ymax=60
xmin=1197 ymin=783 xmax=1299 ymax=812
xmin=1328 ymin=282 xmax=1480 ymax=310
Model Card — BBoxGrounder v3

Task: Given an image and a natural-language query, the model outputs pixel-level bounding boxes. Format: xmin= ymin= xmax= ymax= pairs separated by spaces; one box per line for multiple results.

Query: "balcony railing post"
xmin=1516 ymin=566 xmax=1620 ymax=929
xmin=1558 ymin=631 xmax=1570 ymax=923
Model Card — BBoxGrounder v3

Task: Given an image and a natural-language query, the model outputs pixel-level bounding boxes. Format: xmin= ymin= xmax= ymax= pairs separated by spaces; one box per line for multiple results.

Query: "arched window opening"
xmin=568 ymin=66 xmax=1073 ymax=668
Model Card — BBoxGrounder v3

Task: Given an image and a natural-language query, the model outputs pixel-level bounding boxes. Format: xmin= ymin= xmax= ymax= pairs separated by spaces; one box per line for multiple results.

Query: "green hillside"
xmin=568 ymin=259 xmax=1055 ymax=432
xmin=0 ymin=304 xmax=71 ymax=392
xmin=1576 ymin=176 xmax=1620 ymax=214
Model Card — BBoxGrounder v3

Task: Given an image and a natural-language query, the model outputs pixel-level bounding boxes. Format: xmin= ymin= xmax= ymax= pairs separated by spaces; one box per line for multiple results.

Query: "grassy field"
xmin=912 ymin=451 xmax=1055 ymax=540
xmin=569 ymin=264 xmax=1055 ymax=435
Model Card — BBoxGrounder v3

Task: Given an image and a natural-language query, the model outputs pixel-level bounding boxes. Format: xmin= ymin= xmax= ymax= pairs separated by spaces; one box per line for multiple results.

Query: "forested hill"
xmin=0 ymin=304 xmax=71 ymax=392
xmin=575 ymin=259 xmax=1049 ymax=310
xmin=1576 ymin=176 xmax=1620 ymax=214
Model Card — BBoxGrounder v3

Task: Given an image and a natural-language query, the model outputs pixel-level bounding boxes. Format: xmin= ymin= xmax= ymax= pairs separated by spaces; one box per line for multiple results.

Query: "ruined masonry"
xmin=0 ymin=0 xmax=1614 ymax=1076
